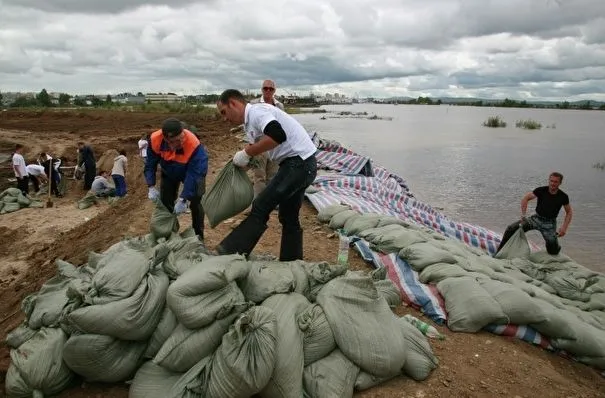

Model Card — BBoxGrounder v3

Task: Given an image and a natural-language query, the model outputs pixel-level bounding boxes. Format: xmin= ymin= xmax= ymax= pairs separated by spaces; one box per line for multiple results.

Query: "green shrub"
xmin=515 ymin=119 xmax=542 ymax=130
xmin=482 ymin=116 xmax=507 ymax=128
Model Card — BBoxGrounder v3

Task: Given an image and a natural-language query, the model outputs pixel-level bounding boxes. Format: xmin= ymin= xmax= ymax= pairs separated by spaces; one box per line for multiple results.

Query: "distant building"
xmin=145 ymin=93 xmax=182 ymax=103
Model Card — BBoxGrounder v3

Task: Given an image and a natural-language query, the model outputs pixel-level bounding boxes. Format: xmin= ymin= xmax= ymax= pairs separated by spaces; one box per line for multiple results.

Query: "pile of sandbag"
xmin=0 ymin=187 xmax=44 ymax=214
xmin=5 ymin=202 xmax=440 ymax=398
xmin=317 ymin=203 xmax=605 ymax=370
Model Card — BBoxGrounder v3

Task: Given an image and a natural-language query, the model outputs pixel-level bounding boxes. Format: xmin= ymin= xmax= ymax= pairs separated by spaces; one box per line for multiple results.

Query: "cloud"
xmin=1 ymin=0 xmax=605 ymax=101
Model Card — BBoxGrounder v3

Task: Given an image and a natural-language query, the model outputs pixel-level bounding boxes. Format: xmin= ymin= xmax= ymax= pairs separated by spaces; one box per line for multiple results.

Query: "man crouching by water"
xmin=215 ymin=89 xmax=317 ymax=261
xmin=495 ymin=172 xmax=573 ymax=256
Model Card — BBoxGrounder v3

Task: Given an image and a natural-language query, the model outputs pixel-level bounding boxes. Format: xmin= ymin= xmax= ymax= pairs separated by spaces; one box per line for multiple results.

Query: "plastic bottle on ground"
xmin=337 ymin=229 xmax=350 ymax=266
xmin=403 ymin=314 xmax=446 ymax=340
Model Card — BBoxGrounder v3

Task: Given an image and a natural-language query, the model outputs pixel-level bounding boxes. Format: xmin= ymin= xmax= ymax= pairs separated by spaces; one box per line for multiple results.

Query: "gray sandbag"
xmin=544 ymin=273 xmax=591 ymax=302
xmin=587 ymin=293 xmax=605 ymax=311
xmin=317 ymin=203 xmax=351 ymax=223
xmin=343 ymin=212 xmax=382 ymax=236
xmin=129 ymin=361 xmax=182 ymax=398
xmin=167 ymin=355 xmax=212 ymax=398
xmin=144 ymin=306 xmax=178 ymax=359
xmin=162 ymin=249 xmax=207 ymax=280
xmin=301 ymin=261 xmax=348 ymax=302
xmin=66 ymin=268 xmax=169 ymax=340
xmin=260 ymin=293 xmax=310 ymax=398
xmin=354 ymin=371 xmax=398 ymax=391
xmin=478 ymin=279 xmax=547 ymax=325
xmin=297 ymin=304 xmax=336 ymax=366
xmin=436 ymin=276 xmax=508 ymax=332
xmin=529 ymin=299 xmax=577 ymax=340
xmin=398 ymin=317 xmax=439 ymax=381
xmin=356 ymin=224 xmax=403 ymax=242
xmin=166 ymin=255 xmax=249 ymax=329
xmin=17 ymin=193 xmax=31 ymax=206
xmin=289 ymin=260 xmax=310 ymax=296
xmin=5 ymin=328 xmax=74 ymax=397
xmin=376 ymin=216 xmax=413 ymax=228
xmin=328 ymin=209 xmax=360 ymax=230
xmin=529 ymin=250 xmax=572 ymax=265
xmin=370 ymin=267 xmax=401 ymax=307
xmin=63 ymin=333 xmax=146 ymax=383
xmin=1 ymin=201 xmax=20 ymax=213
xmin=435 ymin=238 xmax=482 ymax=259
xmin=303 ymin=349 xmax=360 ymax=398
xmin=372 ymin=228 xmax=427 ymax=254
xmin=5 ymin=323 xmax=37 ymax=348
xmin=399 ymin=242 xmax=457 ymax=271
xmin=150 ymin=199 xmax=180 ymax=243
xmin=202 ymin=160 xmax=254 ymax=228
xmin=154 ymin=313 xmax=238 ymax=372
xmin=206 ymin=306 xmax=279 ymax=398
xmin=494 ymin=228 xmax=530 ymax=260
xmin=85 ymin=240 xmax=151 ymax=305
xmin=552 ymin=322 xmax=605 ymax=367
xmin=77 ymin=192 xmax=99 ymax=210
xmin=418 ymin=263 xmax=470 ymax=284
xmin=317 ymin=273 xmax=407 ymax=377
xmin=239 ymin=261 xmax=295 ymax=303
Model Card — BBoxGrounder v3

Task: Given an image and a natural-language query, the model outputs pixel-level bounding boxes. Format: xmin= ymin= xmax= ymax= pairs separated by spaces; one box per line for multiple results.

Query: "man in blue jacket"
xmin=144 ymin=118 xmax=209 ymax=240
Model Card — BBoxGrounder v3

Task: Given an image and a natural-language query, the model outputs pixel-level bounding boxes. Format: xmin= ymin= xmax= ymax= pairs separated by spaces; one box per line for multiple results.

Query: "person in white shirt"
xmin=91 ymin=171 xmax=115 ymax=197
xmin=12 ymin=144 xmax=28 ymax=195
xmin=38 ymin=152 xmax=62 ymax=197
xmin=111 ymin=149 xmax=128 ymax=197
xmin=26 ymin=164 xmax=48 ymax=193
xmin=215 ymin=89 xmax=317 ymax=261
xmin=138 ymin=135 xmax=149 ymax=161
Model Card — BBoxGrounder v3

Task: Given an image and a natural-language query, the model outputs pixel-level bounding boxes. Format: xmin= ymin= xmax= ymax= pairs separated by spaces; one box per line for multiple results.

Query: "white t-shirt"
xmin=138 ymin=139 xmax=148 ymax=157
xmin=244 ymin=103 xmax=317 ymax=164
xmin=26 ymin=164 xmax=46 ymax=176
xmin=252 ymin=96 xmax=285 ymax=111
xmin=12 ymin=153 xmax=27 ymax=177
xmin=111 ymin=155 xmax=127 ymax=176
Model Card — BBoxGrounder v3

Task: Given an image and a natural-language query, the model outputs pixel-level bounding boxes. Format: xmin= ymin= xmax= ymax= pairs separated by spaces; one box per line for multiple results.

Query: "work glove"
xmin=78 ymin=164 xmax=86 ymax=173
xmin=233 ymin=149 xmax=251 ymax=167
xmin=174 ymin=198 xmax=187 ymax=215
xmin=148 ymin=186 xmax=160 ymax=201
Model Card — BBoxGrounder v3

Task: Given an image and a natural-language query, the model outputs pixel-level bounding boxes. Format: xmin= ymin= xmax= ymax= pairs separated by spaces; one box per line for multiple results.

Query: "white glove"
xmin=233 ymin=149 xmax=251 ymax=167
xmin=148 ymin=186 xmax=160 ymax=201
xmin=78 ymin=164 xmax=86 ymax=173
xmin=174 ymin=198 xmax=187 ymax=215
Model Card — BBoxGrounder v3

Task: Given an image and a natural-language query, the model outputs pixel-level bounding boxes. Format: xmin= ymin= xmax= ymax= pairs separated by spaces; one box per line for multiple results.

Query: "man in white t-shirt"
xmin=12 ymin=144 xmax=28 ymax=194
xmin=26 ymin=164 xmax=48 ymax=193
xmin=138 ymin=135 xmax=149 ymax=161
xmin=215 ymin=89 xmax=317 ymax=261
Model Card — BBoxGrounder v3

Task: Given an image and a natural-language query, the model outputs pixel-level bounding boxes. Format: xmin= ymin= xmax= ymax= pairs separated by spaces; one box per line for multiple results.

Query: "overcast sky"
xmin=1 ymin=0 xmax=604 ymax=100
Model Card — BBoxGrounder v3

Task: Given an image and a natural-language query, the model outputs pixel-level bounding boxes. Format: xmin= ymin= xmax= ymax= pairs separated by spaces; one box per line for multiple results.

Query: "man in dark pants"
xmin=215 ymin=89 xmax=318 ymax=261
xmin=495 ymin=172 xmax=573 ymax=256
xmin=77 ymin=142 xmax=96 ymax=190
xmin=144 ymin=118 xmax=208 ymax=240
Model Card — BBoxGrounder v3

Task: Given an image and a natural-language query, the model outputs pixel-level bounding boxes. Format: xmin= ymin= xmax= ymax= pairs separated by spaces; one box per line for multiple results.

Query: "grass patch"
xmin=593 ymin=161 xmax=605 ymax=170
xmin=515 ymin=119 xmax=542 ymax=130
xmin=482 ymin=116 xmax=507 ymax=128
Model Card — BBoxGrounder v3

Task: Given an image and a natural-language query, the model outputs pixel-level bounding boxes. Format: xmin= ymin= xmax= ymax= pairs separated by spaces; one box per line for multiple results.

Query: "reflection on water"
xmin=295 ymin=104 xmax=605 ymax=272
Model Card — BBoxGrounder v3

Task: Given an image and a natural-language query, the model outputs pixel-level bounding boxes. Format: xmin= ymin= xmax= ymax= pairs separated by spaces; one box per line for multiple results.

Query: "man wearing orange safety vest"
xmin=144 ymin=118 xmax=209 ymax=240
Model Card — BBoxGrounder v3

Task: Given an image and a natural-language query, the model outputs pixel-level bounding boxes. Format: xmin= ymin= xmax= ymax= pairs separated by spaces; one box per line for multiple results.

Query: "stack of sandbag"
xmin=316 ymin=203 xmax=605 ymax=370
xmin=0 ymin=187 xmax=44 ymax=214
xmin=5 ymin=202 xmax=441 ymax=398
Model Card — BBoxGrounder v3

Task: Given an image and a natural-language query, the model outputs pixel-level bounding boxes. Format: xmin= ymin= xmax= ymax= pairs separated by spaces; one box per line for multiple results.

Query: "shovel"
xmin=46 ymin=161 xmax=54 ymax=208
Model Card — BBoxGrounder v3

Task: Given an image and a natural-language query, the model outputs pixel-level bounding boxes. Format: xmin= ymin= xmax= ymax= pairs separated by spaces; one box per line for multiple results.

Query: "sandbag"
xmin=317 ymin=273 xmax=407 ymax=377
xmin=260 ymin=293 xmax=310 ymax=398
xmin=529 ymin=299 xmax=577 ymax=340
xmin=154 ymin=313 xmax=238 ymax=372
xmin=376 ymin=216 xmax=412 ymax=228
xmin=77 ymin=192 xmax=99 ymax=210
xmin=370 ymin=267 xmax=401 ymax=307
xmin=354 ymin=372 xmax=398 ymax=391
xmin=372 ymin=228 xmax=427 ymax=254
xmin=85 ymin=241 xmax=151 ymax=305
xmin=494 ymin=228 xmax=530 ymax=260
xmin=343 ymin=212 xmax=382 ymax=236
xmin=328 ymin=209 xmax=360 ymax=230
xmin=289 ymin=260 xmax=311 ymax=297
xmin=356 ymin=224 xmax=403 ymax=242
xmin=478 ymin=279 xmax=547 ymax=325
xmin=5 ymin=324 xmax=37 ymax=349
xmin=239 ymin=261 xmax=295 ymax=303
xmin=399 ymin=242 xmax=457 ymax=271
xmin=303 ymin=349 xmax=360 ymax=398
xmin=5 ymin=328 xmax=74 ymax=397
xmin=317 ymin=203 xmax=351 ymax=223
xmin=301 ymin=261 xmax=348 ymax=302
xmin=552 ymin=322 xmax=605 ymax=367
xmin=202 ymin=160 xmax=254 ymax=228
xmin=1 ymin=200 xmax=21 ymax=213
xmin=297 ymin=304 xmax=336 ymax=366
xmin=206 ymin=307 xmax=279 ymax=398
xmin=129 ymin=361 xmax=182 ymax=398
xmin=150 ymin=199 xmax=180 ymax=243
xmin=66 ymin=269 xmax=169 ymax=340
xmin=418 ymin=263 xmax=470 ymax=284
xmin=544 ymin=273 xmax=591 ymax=302
xmin=144 ymin=306 xmax=178 ymax=359
xmin=63 ymin=333 xmax=146 ymax=383
xmin=436 ymin=277 xmax=509 ymax=332
xmin=398 ymin=317 xmax=439 ymax=381
xmin=529 ymin=251 xmax=572 ymax=265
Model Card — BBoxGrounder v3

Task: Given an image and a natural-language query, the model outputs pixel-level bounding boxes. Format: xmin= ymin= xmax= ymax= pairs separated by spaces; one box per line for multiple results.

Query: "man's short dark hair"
xmin=218 ymin=89 xmax=247 ymax=105
xmin=15 ymin=144 xmax=23 ymax=151
xmin=550 ymin=172 xmax=563 ymax=182
xmin=162 ymin=118 xmax=183 ymax=137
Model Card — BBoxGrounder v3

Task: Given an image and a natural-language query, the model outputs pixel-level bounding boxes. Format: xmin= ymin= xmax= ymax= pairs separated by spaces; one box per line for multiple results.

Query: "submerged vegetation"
xmin=515 ymin=119 xmax=542 ymax=130
xmin=482 ymin=116 xmax=507 ymax=128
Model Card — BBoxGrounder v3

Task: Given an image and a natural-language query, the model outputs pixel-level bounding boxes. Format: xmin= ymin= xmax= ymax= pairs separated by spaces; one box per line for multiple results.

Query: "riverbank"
xmin=0 ymin=109 xmax=604 ymax=397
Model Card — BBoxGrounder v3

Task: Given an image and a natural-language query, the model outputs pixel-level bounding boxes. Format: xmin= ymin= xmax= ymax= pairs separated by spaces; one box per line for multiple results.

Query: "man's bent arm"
xmin=144 ymin=147 xmax=161 ymax=187
xmin=521 ymin=192 xmax=536 ymax=216
xmin=561 ymin=204 xmax=573 ymax=231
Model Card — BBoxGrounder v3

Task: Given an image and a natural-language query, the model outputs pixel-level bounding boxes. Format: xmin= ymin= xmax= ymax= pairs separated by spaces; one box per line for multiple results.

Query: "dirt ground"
xmin=0 ymin=109 xmax=604 ymax=398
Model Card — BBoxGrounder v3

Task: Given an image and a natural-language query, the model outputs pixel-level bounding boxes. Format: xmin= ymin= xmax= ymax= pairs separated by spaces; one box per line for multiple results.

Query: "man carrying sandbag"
xmin=215 ymin=89 xmax=317 ymax=261
xmin=144 ymin=118 xmax=209 ymax=240
xmin=495 ymin=172 xmax=573 ymax=256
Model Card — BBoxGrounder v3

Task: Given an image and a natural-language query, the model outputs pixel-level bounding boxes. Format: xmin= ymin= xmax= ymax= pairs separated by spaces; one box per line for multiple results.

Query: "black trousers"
xmin=28 ymin=174 xmax=41 ymax=193
xmin=16 ymin=176 xmax=29 ymax=195
xmin=160 ymin=174 xmax=206 ymax=239
xmin=217 ymin=155 xmax=318 ymax=261
xmin=84 ymin=164 xmax=96 ymax=190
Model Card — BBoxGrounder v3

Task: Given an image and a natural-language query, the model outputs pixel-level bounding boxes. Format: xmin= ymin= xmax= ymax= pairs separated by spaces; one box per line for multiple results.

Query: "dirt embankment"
xmin=0 ymin=109 xmax=604 ymax=398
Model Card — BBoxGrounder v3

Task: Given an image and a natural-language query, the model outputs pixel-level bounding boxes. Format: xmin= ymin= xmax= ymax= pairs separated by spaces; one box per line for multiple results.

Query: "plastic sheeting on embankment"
xmin=4 ymin=200 xmax=439 ymax=398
